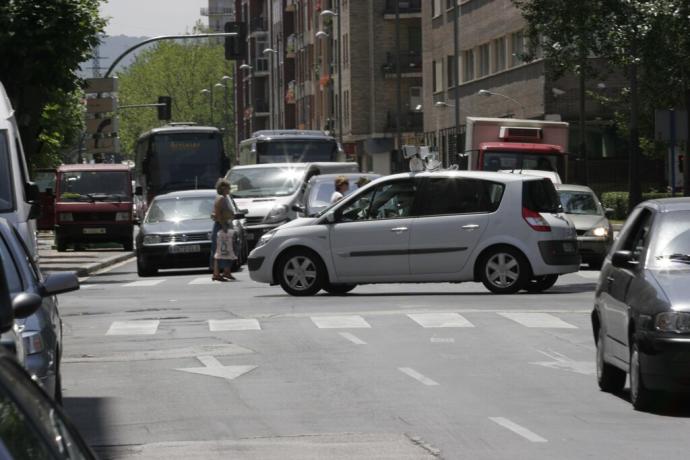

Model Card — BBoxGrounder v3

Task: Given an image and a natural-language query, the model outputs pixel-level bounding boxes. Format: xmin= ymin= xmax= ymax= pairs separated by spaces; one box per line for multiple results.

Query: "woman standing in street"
xmin=211 ymin=178 xmax=236 ymax=281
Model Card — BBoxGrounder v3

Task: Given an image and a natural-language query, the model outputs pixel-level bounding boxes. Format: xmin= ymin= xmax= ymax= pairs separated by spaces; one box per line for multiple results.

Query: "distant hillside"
xmin=79 ymin=35 xmax=151 ymax=78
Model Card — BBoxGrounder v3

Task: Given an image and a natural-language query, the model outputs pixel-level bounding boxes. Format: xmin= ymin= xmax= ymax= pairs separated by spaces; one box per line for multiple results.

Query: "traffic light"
xmin=157 ymin=96 xmax=172 ymax=121
xmin=224 ymin=22 xmax=246 ymax=61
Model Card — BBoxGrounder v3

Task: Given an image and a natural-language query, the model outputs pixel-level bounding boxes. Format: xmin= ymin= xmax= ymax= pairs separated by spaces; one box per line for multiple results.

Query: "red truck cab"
xmin=54 ymin=164 xmax=134 ymax=252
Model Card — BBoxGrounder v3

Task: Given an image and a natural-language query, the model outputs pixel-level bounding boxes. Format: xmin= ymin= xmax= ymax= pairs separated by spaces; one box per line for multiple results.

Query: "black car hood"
xmin=649 ymin=269 xmax=690 ymax=309
xmin=141 ymin=219 xmax=212 ymax=235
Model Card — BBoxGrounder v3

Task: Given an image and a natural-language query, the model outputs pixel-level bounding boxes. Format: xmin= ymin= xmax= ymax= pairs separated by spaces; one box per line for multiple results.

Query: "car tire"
xmin=596 ymin=326 xmax=626 ymax=393
xmin=276 ymin=249 xmax=325 ymax=296
xmin=479 ymin=247 xmax=529 ymax=294
xmin=524 ymin=274 xmax=558 ymax=293
xmin=323 ymin=283 xmax=356 ymax=295
xmin=137 ymin=254 xmax=157 ymax=277
xmin=123 ymin=239 xmax=134 ymax=252
xmin=630 ymin=341 xmax=655 ymax=411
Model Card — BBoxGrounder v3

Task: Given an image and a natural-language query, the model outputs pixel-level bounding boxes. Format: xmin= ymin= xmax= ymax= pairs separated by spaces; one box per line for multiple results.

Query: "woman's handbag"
xmin=215 ymin=229 xmax=236 ymax=260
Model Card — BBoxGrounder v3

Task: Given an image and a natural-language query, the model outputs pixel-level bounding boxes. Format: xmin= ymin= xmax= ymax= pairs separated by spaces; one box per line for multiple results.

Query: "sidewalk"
xmin=38 ymin=231 xmax=134 ymax=277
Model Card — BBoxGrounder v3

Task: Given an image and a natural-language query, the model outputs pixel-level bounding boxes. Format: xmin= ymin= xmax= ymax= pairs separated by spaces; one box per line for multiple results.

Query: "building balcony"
xmin=250 ymin=17 xmax=267 ymax=34
xmin=200 ymin=7 xmax=234 ymax=16
xmin=286 ymin=34 xmax=297 ymax=57
xmin=252 ymin=57 xmax=269 ymax=75
xmin=382 ymin=50 xmax=422 ymax=77
xmin=286 ymin=0 xmax=298 ymax=12
xmin=286 ymin=81 xmax=296 ymax=104
xmin=253 ymin=99 xmax=270 ymax=115
xmin=383 ymin=0 xmax=422 ymax=18
xmin=386 ymin=111 xmax=423 ymax=133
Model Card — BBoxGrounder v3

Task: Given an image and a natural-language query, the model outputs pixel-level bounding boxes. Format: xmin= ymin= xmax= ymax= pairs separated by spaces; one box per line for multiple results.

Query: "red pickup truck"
xmin=54 ymin=164 xmax=134 ymax=252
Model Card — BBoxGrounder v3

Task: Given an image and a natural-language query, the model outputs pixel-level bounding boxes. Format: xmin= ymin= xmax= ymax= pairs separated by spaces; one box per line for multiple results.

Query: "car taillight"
xmin=522 ymin=207 xmax=551 ymax=232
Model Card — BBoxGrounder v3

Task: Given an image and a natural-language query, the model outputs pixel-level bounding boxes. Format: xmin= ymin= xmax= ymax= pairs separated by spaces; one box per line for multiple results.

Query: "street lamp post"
xmin=263 ymin=48 xmax=279 ymax=129
xmin=221 ymin=75 xmax=236 ymax=163
xmin=200 ymin=87 xmax=214 ymax=126
xmin=320 ymin=7 xmax=342 ymax=143
xmin=239 ymin=63 xmax=253 ymax=135
xmin=478 ymin=89 xmax=526 ymax=118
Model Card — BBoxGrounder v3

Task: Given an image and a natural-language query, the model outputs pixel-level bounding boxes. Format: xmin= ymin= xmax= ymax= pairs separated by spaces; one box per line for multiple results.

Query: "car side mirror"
xmin=611 ymin=250 xmax=636 ymax=269
xmin=12 ymin=292 xmax=43 ymax=319
xmin=41 ymin=272 xmax=79 ymax=296
xmin=234 ymin=211 xmax=246 ymax=219
xmin=135 ymin=186 xmax=143 ymax=197
xmin=605 ymin=208 xmax=615 ymax=219
xmin=324 ymin=210 xmax=337 ymax=224
xmin=291 ymin=204 xmax=305 ymax=214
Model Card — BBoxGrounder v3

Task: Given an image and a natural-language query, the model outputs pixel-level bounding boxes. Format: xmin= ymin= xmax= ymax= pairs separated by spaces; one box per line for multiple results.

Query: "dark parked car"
xmin=593 ymin=198 xmax=690 ymax=410
xmin=0 ymin=217 xmax=79 ymax=402
xmin=136 ymin=190 xmax=248 ymax=277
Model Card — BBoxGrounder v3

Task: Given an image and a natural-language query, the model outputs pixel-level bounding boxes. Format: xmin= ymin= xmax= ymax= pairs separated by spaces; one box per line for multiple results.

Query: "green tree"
xmin=116 ymin=38 xmax=234 ymax=160
xmin=34 ymin=89 xmax=86 ymax=168
xmin=0 ymin=0 xmax=106 ymax=169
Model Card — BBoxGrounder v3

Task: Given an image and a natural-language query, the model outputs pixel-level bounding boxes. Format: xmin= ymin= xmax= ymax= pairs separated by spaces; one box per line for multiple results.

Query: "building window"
xmin=493 ymin=37 xmax=506 ymax=72
xmin=344 ymin=33 xmax=349 ymax=68
xmin=479 ymin=43 xmax=490 ymax=77
xmin=433 ymin=60 xmax=444 ymax=93
xmin=511 ymin=31 xmax=525 ymax=67
xmin=446 ymin=55 xmax=455 ymax=88
xmin=432 ymin=0 xmax=442 ymax=18
xmin=463 ymin=49 xmax=474 ymax=82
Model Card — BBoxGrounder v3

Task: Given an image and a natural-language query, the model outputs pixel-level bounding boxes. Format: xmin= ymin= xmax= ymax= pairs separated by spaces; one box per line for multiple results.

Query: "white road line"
xmin=498 ymin=312 xmax=577 ymax=329
xmin=209 ymin=319 xmax=261 ymax=331
xmin=398 ymin=367 xmax=439 ymax=386
xmin=408 ymin=312 xmax=474 ymax=328
xmin=311 ymin=315 xmax=371 ymax=329
xmin=489 ymin=417 xmax=547 ymax=443
xmin=430 ymin=337 xmax=455 ymax=343
xmin=197 ymin=355 xmax=223 ymax=367
xmin=106 ymin=320 xmax=160 ymax=336
xmin=122 ymin=279 xmax=166 ymax=287
xmin=577 ymin=271 xmax=601 ymax=280
xmin=189 ymin=277 xmax=215 ymax=285
xmin=339 ymin=332 xmax=367 ymax=345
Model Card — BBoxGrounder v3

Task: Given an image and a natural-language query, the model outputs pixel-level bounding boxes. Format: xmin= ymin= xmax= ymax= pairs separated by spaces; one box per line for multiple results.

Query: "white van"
xmin=226 ymin=162 xmax=359 ymax=246
xmin=0 ymin=81 xmax=39 ymax=257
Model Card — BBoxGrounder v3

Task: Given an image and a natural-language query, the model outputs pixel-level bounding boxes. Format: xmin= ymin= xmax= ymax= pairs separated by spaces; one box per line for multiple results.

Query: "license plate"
xmin=563 ymin=242 xmax=576 ymax=253
xmin=170 ymin=244 xmax=201 ymax=254
xmin=83 ymin=228 xmax=106 ymax=235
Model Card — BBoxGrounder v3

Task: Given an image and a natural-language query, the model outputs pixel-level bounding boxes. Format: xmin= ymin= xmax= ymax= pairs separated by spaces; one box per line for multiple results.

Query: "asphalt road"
xmin=58 ymin=261 xmax=690 ymax=459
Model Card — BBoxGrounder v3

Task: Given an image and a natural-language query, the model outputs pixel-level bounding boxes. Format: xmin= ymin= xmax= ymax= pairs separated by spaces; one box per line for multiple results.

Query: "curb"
xmin=42 ymin=252 xmax=135 ymax=277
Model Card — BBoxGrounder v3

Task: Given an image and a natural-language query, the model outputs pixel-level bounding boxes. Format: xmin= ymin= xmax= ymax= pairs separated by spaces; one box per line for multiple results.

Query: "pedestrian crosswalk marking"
xmin=498 ymin=312 xmax=577 ymax=329
xmin=106 ymin=320 xmax=160 ymax=336
xmin=189 ymin=277 xmax=216 ymax=285
xmin=407 ymin=313 xmax=474 ymax=328
xmin=123 ymin=279 xmax=166 ymax=287
xmin=209 ymin=319 xmax=261 ymax=331
xmin=311 ymin=315 xmax=371 ymax=329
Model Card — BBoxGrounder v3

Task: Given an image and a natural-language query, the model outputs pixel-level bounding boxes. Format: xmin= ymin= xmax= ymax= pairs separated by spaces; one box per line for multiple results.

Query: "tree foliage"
xmin=116 ymin=38 xmax=234 ymax=159
xmin=0 ymin=0 xmax=106 ymax=169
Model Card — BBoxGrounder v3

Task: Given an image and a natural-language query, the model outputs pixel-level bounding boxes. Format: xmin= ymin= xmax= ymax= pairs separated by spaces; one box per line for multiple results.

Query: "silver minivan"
xmin=227 ymin=162 xmax=359 ymax=247
xmin=0 ymin=81 xmax=39 ymax=258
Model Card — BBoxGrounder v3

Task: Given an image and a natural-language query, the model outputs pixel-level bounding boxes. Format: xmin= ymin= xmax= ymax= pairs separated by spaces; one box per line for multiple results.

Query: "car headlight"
xmin=59 ymin=212 xmax=73 ymax=222
xmin=115 ymin=212 xmax=130 ymax=222
xmin=655 ymin=312 xmax=690 ymax=333
xmin=587 ymin=226 xmax=609 ymax=237
xmin=22 ymin=331 xmax=44 ymax=355
xmin=143 ymin=234 xmax=162 ymax=245
xmin=257 ymin=230 xmax=277 ymax=248
xmin=264 ymin=205 xmax=288 ymax=224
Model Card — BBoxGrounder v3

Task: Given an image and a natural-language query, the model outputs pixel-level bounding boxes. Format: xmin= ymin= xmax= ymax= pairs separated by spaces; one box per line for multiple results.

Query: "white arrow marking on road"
xmin=489 ymin=417 xmax=547 ymax=443
xmin=530 ymin=350 xmax=595 ymax=375
xmin=176 ymin=355 xmax=257 ymax=381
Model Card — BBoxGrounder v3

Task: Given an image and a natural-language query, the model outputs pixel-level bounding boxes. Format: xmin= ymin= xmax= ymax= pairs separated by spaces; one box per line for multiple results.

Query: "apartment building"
xmin=423 ymin=0 xmax=626 ymax=177
xmin=202 ymin=0 xmax=236 ymax=32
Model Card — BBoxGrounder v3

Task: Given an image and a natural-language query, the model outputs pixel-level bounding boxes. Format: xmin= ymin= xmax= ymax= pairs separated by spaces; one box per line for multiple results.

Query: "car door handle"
xmin=390 ymin=227 xmax=408 ymax=233
xmin=461 ymin=224 xmax=480 ymax=231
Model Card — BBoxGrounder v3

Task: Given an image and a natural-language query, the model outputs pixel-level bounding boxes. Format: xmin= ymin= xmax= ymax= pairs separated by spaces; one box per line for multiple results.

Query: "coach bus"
xmin=237 ymin=130 xmax=345 ymax=165
xmin=134 ymin=123 xmax=229 ymax=220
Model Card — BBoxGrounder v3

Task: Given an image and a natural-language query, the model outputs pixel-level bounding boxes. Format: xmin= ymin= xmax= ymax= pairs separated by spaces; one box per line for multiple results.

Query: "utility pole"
xmin=453 ymin=0 xmax=460 ymax=166
xmin=395 ymin=0 xmax=402 ymax=162
xmin=336 ymin=0 xmax=343 ymax=144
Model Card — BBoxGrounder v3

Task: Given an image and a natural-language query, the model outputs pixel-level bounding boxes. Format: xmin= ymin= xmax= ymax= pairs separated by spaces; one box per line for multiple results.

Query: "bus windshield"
xmin=229 ymin=165 xmax=307 ymax=198
xmin=482 ymin=151 xmax=561 ymax=173
xmin=256 ymin=140 xmax=337 ymax=163
xmin=58 ymin=171 xmax=130 ymax=202
xmin=150 ymin=133 xmax=223 ymax=193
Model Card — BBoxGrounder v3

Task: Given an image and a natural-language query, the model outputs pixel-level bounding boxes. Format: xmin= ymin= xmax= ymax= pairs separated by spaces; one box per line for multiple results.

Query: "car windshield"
xmin=307 ymin=176 xmax=371 ymax=215
xmin=558 ymin=190 xmax=602 ymax=215
xmin=0 ymin=131 xmax=13 ymax=212
xmin=58 ymin=171 xmax=130 ymax=202
xmin=229 ymin=166 xmax=306 ymax=198
xmin=145 ymin=196 xmax=215 ymax=223
xmin=651 ymin=211 xmax=690 ymax=269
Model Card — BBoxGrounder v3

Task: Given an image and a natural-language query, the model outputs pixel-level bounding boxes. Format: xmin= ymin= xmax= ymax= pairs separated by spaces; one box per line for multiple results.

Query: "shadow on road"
xmin=63 ymin=396 xmax=113 ymax=447
xmin=612 ymin=389 xmax=690 ymax=417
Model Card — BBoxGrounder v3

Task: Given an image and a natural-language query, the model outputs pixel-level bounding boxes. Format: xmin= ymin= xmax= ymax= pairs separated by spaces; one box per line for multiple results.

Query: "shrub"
xmin=601 ymin=191 xmax=672 ymax=220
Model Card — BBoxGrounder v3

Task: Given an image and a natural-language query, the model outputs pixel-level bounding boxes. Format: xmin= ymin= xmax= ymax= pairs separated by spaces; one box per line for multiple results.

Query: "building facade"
xmin=202 ymin=0 xmax=237 ymax=33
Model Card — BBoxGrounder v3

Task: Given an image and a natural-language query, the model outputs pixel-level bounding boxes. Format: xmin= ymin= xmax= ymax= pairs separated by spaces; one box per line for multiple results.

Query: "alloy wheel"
xmin=485 ymin=252 xmax=520 ymax=288
xmin=283 ymin=256 xmax=317 ymax=291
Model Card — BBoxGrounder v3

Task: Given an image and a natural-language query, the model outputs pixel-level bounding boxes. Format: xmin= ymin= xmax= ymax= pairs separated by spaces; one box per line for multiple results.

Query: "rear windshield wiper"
xmin=660 ymin=253 xmax=690 ymax=264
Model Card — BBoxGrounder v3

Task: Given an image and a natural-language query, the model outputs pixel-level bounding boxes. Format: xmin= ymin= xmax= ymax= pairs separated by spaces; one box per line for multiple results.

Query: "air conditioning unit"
xmin=499 ymin=126 xmax=543 ymax=141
